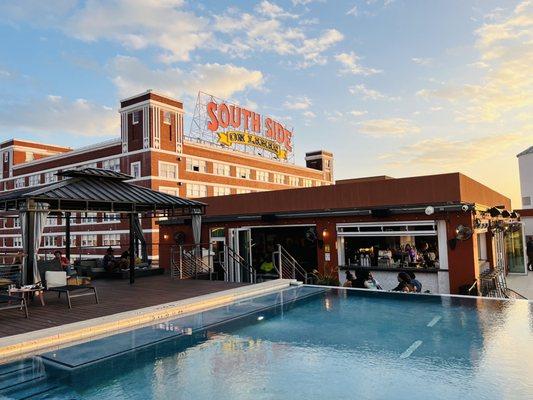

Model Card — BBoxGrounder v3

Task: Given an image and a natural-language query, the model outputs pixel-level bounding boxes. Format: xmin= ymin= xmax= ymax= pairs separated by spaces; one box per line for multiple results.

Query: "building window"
xmin=44 ymin=172 xmax=57 ymax=183
xmin=315 ymin=181 xmax=322 ymax=187
xmin=303 ymin=179 xmax=312 ymax=187
xmin=25 ymin=152 xmax=34 ymax=162
xmin=103 ymin=158 xmax=120 ymax=172
xmin=13 ymin=236 xmax=22 ymax=248
xmin=130 ymin=161 xmax=141 ymax=178
xmin=80 ymin=234 xmax=97 ymax=247
xmin=3 ymin=152 xmax=8 ymax=162
xmin=236 ymin=167 xmax=251 ymax=179
xmin=273 ymin=173 xmax=284 ymax=184
xmin=256 ymin=170 xmax=269 ymax=182
xmin=46 ymin=216 xmax=57 ymax=227
xmin=186 ymin=158 xmax=207 ymax=173
xmin=236 ymin=189 xmax=251 ymax=194
xmin=523 ymin=196 xmax=531 ymax=206
xmin=132 ymin=111 xmax=140 ymax=124
xmin=42 ymin=236 xmax=57 ymax=248
xmin=159 ymin=162 xmax=178 ymax=179
xmin=288 ymin=176 xmax=300 ymax=186
xmin=213 ymin=163 xmax=230 ymax=176
xmin=13 ymin=217 xmax=20 ymax=228
xmin=0 ymin=218 xmax=4 ymax=229
xmin=15 ymin=178 xmax=25 ymax=188
xmin=477 ymin=233 xmax=488 ymax=262
xmin=29 ymin=174 xmax=41 ymax=186
xmin=81 ymin=212 xmax=97 ymax=224
xmin=186 ymin=184 xmax=207 ymax=198
xmin=159 ymin=187 xmax=179 ymax=196
xmin=163 ymin=111 xmax=171 ymax=125
xmin=103 ymin=213 xmax=120 ymax=223
xmin=103 ymin=234 xmax=121 ymax=246
xmin=213 ymin=186 xmax=231 ymax=196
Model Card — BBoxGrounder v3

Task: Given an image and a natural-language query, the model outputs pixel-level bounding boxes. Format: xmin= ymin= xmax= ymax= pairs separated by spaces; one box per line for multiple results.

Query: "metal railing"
xmin=224 ymin=246 xmax=256 ymax=283
xmin=272 ymin=244 xmax=312 ymax=283
xmin=171 ymin=244 xmax=213 ymax=280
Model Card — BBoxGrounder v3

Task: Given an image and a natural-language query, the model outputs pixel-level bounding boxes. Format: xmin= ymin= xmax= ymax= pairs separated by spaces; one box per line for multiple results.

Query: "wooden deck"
xmin=0 ymin=275 xmax=245 ymax=338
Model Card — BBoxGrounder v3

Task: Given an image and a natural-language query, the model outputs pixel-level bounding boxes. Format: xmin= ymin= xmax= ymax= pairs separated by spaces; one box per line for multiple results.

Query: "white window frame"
xmin=15 ymin=178 xmax=25 ymax=188
xmin=186 ymin=158 xmax=207 ymax=173
xmin=103 ymin=158 xmax=120 ymax=172
xmin=186 ymin=183 xmax=207 ymax=198
xmin=132 ymin=110 xmax=140 ymax=125
xmin=13 ymin=236 xmax=23 ymax=248
xmin=163 ymin=111 xmax=171 ymax=125
xmin=213 ymin=162 xmax=230 ymax=176
xmin=159 ymin=187 xmax=179 ymax=196
xmin=159 ymin=161 xmax=178 ymax=179
xmin=256 ymin=170 xmax=269 ymax=182
xmin=130 ymin=161 xmax=141 ymax=178
xmin=103 ymin=234 xmax=121 ymax=246
xmin=336 ymin=221 xmax=438 ymax=237
xmin=236 ymin=167 xmax=251 ymax=179
xmin=213 ymin=186 xmax=231 ymax=196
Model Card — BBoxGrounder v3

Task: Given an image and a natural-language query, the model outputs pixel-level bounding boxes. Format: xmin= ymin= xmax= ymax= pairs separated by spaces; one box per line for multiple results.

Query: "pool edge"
xmin=0 ymin=279 xmax=297 ymax=361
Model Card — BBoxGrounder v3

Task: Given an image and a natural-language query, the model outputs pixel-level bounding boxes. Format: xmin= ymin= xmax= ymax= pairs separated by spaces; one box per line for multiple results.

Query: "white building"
xmin=517 ymin=146 xmax=533 ymax=241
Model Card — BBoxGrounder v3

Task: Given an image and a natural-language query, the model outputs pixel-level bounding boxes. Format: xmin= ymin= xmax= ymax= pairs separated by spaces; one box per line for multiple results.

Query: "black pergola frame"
xmin=0 ymin=168 xmax=206 ymax=285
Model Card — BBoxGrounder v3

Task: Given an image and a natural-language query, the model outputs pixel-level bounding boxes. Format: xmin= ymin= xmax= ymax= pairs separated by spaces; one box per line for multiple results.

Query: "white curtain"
xmin=192 ymin=213 xmax=202 ymax=245
xmin=19 ymin=205 xmax=49 ymax=285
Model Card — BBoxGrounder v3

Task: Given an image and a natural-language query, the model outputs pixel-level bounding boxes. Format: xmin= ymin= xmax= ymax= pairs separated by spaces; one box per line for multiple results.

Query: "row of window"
xmin=0 ymin=213 xmax=122 ymax=229
xmin=183 ymin=158 xmax=322 ymax=187
xmin=185 ymin=184 xmax=252 ymax=198
xmin=132 ymin=110 xmax=172 ymax=125
xmin=2 ymin=234 xmax=121 ymax=249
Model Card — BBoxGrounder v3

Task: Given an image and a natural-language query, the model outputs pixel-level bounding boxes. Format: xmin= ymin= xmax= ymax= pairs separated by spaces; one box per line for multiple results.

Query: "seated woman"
xmin=392 ymin=272 xmax=415 ymax=292
xmin=53 ymin=250 xmax=76 ymax=277
xmin=102 ymin=247 xmax=117 ymax=272
xmin=351 ymin=269 xmax=382 ymax=290
xmin=407 ymin=271 xmax=422 ymax=292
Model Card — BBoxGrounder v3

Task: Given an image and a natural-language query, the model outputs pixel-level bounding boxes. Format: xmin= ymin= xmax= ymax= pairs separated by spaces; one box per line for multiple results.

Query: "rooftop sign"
xmin=188 ymin=92 xmax=294 ymax=162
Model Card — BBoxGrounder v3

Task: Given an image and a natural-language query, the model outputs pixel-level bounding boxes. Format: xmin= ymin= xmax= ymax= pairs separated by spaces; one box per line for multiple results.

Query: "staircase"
xmin=0 ymin=358 xmax=62 ymax=400
xmin=170 ymin=244 xmax=213 ymax=280
xmin=272 ymin=244 xmax=314 ymax=284
xmin=224 ymin=245 xmax=256 ymax=283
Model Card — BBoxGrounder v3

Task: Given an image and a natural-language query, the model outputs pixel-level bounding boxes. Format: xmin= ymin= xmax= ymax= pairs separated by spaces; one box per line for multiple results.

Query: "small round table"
xmin=9 ymin=287 xmax=45 ymax=306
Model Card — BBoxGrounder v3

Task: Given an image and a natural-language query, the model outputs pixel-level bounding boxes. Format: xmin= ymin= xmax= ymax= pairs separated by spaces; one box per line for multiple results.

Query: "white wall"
xmin=522 ymin=215 xmax=533 ymax=238
xmin=518 ymin=150 xmax=533 ymax=209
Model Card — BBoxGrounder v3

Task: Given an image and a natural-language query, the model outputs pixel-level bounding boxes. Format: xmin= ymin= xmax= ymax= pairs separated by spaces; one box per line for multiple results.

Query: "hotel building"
xmin=0 ymin=91 xmax=333 ymax=263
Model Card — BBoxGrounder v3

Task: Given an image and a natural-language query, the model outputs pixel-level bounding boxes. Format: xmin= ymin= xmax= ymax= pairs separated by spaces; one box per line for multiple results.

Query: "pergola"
xmin=0 ymin=168 xmax=205 ymax=284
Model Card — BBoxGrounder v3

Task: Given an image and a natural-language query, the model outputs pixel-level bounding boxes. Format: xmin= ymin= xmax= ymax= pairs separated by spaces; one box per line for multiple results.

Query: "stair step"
xmin=1 ymin=379 xmax=60 ymax=400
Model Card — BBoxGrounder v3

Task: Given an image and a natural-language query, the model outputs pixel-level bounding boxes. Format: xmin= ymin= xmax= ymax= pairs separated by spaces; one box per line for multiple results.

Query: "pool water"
xmin=0 ymin=287 xmax=532 ymax=399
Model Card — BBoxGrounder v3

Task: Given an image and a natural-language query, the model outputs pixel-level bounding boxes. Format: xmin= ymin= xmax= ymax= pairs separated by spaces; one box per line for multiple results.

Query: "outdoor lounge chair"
xmin=44 ymin=271 xmax=99 ymax=309
xmin=0 ymin=294 xmax=28 ymax=318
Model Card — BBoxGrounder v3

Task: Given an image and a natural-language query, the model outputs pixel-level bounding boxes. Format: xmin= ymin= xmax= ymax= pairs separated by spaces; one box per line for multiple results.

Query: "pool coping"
xmin=0 ymin=279 xmax=296 ymax=361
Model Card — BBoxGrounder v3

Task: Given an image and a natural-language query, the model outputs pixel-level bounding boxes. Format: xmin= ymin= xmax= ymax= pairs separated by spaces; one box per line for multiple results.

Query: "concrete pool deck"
xmin=0 ymin=278 xmax=296 ymax=361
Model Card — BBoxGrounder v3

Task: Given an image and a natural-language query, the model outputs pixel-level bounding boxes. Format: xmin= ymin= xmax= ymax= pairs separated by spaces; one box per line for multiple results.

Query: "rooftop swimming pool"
xmin=0 ymin=286 xmax=532 ymax=399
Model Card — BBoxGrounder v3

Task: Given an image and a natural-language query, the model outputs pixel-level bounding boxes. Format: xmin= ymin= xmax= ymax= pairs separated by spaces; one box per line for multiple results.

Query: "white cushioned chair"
xmin=45 ymin=271 xmax=99 ymax=309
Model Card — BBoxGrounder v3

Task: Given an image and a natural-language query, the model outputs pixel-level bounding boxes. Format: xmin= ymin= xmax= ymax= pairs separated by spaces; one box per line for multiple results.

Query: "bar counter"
xmin=338 ymin=265 xmax=449 ymax=293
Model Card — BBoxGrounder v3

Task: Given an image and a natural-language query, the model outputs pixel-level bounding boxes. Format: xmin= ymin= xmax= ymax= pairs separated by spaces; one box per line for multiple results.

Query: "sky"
xmin=0 ymin=0 xmax=531 ymax=206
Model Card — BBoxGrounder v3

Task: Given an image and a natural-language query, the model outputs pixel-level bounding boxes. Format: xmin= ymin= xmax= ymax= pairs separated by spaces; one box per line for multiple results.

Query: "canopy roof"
xmin=0 ymin=168 xmax=205 ymax=216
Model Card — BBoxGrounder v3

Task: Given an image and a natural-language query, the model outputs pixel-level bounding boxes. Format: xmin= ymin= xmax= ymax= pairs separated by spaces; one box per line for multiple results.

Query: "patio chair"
xmin=44 ymin=271 xmax=99 ymax=309
xmin=0 ymin=294 xmax=28 ymax=318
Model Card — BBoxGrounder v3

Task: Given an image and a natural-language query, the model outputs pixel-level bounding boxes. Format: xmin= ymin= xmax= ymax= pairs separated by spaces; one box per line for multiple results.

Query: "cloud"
xmin=283 ymin=95 xmax=312 ymax=110
xmin=349 ymin=110 xmax=368 ymax=116
xmin=255 ymin=1 xmax=297 ymax=19
xmin=411 ymin=57 xmax=433 ymax=66
xmin=349 ymin=84 xmax=398 ymax=100
xmin=381 ymin=132 xmax=528 ymax=168
xmin=303 ymin=110 xmax=316 ymax=118
xmin=416 ymin=1 xmax=533 ymax=124
xmin=335 ymin=52 xmax=381 ymax=75
xmin=0 ymin=95 xmax=119 ymax=137
xmin=346 ymin=5 xmax=358 ymax=16
xmin=110 ymin=56 xmax=264 ymax=100
xmin=357 ymin=118 xmax=420 ymax=137
xmin=324 ymin=110 xmax=343 ymax=122
xmin=214 ymin=8 xmax=343 ymax=67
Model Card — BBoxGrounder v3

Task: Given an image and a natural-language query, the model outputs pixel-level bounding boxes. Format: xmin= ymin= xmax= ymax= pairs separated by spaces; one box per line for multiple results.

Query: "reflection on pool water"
xmin=0 ymin=287 xmax=532 ymax=400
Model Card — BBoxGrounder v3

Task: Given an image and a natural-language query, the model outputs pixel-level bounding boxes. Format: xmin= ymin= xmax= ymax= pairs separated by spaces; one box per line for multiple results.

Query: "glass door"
xmin=506 ymin=224 xmax=527 ymax=274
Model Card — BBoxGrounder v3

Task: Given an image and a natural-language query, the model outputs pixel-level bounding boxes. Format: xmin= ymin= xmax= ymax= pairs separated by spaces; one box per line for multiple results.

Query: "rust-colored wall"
xmin=459 ymin=174 xmax=512 ymax=209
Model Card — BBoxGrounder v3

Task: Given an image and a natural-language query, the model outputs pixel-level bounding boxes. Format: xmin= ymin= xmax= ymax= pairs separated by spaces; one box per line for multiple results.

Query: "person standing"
xmin=527 ymin=237 xmax=533 ymax=271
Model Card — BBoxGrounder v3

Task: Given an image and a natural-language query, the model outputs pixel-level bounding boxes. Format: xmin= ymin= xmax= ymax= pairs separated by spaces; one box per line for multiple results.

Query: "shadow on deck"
xmin=0 ymin=275 xmax=246 ymax=339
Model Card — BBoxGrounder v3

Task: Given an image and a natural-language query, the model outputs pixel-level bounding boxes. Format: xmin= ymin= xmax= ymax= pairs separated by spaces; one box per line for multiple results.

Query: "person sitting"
xmin=407 ymin=271 xmax=422 ymax=292
xmin=54 ymin=250 xmax=75 ymax=276
xmin=343 ymin=270 xmax=354 ymax=287
xmin=117 ymin=250 xmax=130 ymax=270
xmin=365 ymin=272 xmax=382 ymax=290
xmin=102 ymin=247 xmax=117 ymax=272
xmin=259 ymin=259 xmax=275 ymax=274
xmin=12 ymin=250 xmax=24 ymax=265
xmin=352 ymin=268 xmax=370 ymax=289
xmin=392 ymin=272 xmax=415 ymax=292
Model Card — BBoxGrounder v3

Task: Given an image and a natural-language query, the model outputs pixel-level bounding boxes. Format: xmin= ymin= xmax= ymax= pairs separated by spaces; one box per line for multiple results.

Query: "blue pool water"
xmin=0 ymin=287 xmax=532 ymax=399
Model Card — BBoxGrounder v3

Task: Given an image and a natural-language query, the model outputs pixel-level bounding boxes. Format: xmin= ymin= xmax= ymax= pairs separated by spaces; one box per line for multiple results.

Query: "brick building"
xmin=0 ymin=90 xmax=333 ymax=263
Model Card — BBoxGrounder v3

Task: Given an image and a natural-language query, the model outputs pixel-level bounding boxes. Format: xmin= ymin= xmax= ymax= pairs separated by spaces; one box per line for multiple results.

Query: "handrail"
xmin=171 ymin=243 xmax=213 ymax=280
xmin=225 ymin=246 xmax=256 ymax=283
xmin=273 ymin=244 xmax=311 ymax=283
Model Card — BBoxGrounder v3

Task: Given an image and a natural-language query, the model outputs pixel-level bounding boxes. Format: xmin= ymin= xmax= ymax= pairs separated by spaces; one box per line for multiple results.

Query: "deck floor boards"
xmin=0 ymin=275 xmax=245 ymax=338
